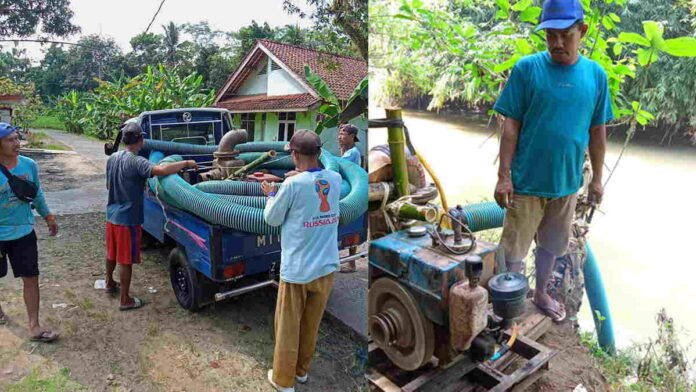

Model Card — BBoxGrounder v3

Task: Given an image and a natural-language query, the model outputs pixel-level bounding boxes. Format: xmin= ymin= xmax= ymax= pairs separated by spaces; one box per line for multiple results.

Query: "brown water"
xmin=368 ymin=108 xmax=696 ymax=350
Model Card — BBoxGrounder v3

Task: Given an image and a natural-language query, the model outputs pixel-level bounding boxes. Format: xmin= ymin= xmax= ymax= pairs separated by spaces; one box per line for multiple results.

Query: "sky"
xmin=14 ymin=0 xmax=314 ymax=60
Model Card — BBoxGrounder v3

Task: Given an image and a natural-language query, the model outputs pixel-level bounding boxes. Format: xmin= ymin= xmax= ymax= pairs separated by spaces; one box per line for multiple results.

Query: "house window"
xmin=271 ymin=60 xmax=281 ymax=71
xmin=240 ymin=113 xmax=255 ymax=140
xmin=277 ymin=112 xmax=296 ymax=141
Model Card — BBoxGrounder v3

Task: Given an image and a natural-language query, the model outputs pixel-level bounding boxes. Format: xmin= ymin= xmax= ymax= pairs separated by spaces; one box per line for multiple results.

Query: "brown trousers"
xmin=272 ymin=272 xmax=335 ymax=387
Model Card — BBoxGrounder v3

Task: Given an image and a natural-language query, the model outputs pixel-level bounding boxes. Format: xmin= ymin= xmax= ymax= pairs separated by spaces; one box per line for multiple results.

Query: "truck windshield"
xmin=152 ymin=122 xmax=217 ymax=145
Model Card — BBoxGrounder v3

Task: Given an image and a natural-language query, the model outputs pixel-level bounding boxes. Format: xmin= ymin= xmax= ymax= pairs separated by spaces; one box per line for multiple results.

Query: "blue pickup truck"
xmin=105 ymin=108 xmax=367 ymax=310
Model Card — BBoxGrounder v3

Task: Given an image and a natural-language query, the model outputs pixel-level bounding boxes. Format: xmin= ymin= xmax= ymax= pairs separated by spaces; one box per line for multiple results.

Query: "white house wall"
xmin=237 ymin=59 xmax=268 ymax=95
xmin=268 ymin=67 xmax=307 ymax=96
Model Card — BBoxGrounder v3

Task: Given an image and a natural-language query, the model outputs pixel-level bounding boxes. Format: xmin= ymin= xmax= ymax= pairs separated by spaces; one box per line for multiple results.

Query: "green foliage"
xmin=370 ymin=0 xmax=696 ymax=140
xmin=580 ymin=309 xmax=695 ymax=392
xmin=29 ymin=115 xmax=66 ymax=130
xmin=304 ymin=65 xmax=368 ymax=134
xmin=0 ymin=77 xmax=42 ymax=129
xmin=26 ymin=131 xmax=68 ymax=150
xmin=283 ymin=0 xmax=368 ymax=60
xmin=0 ymin=0 xmax=79 ymax=38
xmin=54 ymin=65 xmax=215 ymax=139
xmin=2 ymin=18 xmax=360 ymax=99
xmin=4 ymin=366 xmax=85 ymax=392
xmin=0 ymin=49 xmax=31 ymax=82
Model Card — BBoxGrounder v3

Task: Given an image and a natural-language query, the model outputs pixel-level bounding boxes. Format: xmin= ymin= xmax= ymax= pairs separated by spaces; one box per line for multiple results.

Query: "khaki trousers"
xmin=500 ymin=193 xmax=578 ymax=262
xmin=272 ymin=272 xmax=335 ymax=387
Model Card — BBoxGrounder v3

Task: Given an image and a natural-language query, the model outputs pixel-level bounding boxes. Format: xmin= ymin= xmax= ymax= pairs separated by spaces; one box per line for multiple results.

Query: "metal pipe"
xmin=340 ymin=250 xmax=367 ymax=264
xmin=386 ymin=109 xmax=410 ymax=198
xmin=214 ymin=280 xmax=277 ymax=301
xmin=217 ymin=129 xmax=248 ymax=152
xmin=228 ymin=150 xmax=277 ymax=179
xmin=368 ymin=182 xmax=417 ymax=201
xmin=389 ymin=200 xmax=437 ymax=222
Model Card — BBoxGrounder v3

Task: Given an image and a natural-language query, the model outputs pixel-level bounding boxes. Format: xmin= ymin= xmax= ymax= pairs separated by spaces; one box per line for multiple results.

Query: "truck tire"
xmin=169 ymin=247 xmax=204 ymax=311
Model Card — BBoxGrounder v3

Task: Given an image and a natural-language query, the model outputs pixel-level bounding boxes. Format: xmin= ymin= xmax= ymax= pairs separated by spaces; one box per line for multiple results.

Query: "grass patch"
xmin=25 ymin=132 xmax=70 ymax=151
xmin=5 ymin=366 xmax=85 ymax=392
xmin=29 ymin=115 xmax=66 ymax=131
xmin=580 ymin=309 xmax=695 ymax=392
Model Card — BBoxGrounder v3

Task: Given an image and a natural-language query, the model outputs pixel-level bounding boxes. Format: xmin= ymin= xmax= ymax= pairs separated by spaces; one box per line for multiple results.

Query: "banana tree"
xmin=304 ymin=65 xmax=368 ymax=134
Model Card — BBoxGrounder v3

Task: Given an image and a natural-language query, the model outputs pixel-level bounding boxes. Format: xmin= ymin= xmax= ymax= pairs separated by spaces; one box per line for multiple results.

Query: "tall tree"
xmin=231 ymin=20 xmax=276 ymax=59
xmin=278 ymin=25 xmax=308 ymax=46
xmin=0 ymin=0 xmax=79 ymax=38
xmin=162 ymin=22 xmax=180 ymax=66
xmin=29 ymin=45 xmax=69 ymax=97
xmin=283 ymin=0 xmax=368 ymax=60
xmin=125 ymin=32 xmax=165 ymax=75
xmin=0 ymin=48 xmax=31 ymax=82
xmin=63 ymin=35 xmax=123 ymax=91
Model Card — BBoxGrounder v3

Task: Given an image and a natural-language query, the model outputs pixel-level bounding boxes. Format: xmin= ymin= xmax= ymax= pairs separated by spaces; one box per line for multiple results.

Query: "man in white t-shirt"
xmin=262 ymin=130 xmax=342 ymax=392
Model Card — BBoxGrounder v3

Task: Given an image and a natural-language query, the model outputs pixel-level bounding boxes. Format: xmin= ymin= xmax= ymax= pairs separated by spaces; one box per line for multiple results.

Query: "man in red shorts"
xmin=105 ymin=123 xmax=197 ymax=310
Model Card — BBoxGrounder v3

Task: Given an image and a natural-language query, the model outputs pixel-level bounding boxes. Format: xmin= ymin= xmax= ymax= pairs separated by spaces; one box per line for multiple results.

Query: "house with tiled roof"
xmin=213 ymin=40 xmax=367 ymax=155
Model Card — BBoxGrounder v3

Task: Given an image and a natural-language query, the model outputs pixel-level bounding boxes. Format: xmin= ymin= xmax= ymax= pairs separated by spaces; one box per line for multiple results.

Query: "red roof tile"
xmin=216 ymin=93 xmax=321 ymax=112
xmin=215 ymin=40 xmax=367 ymax=103
xmin=258 ymin=40 xmax=367 ymax=101
xmin=0 ymin=94 xmax=23 ymax=101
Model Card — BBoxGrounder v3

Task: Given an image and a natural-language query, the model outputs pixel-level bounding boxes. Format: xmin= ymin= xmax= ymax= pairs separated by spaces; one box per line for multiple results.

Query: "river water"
xmin=368 ymin=108 xmax=696 ymax=352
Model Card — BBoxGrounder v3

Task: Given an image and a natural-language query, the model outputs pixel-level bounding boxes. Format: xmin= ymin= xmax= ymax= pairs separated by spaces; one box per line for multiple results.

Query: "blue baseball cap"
xmin=535 ymin=0 xmax=584 ymax=32
xmin=0 ymin=123 xmax=21 ymax=139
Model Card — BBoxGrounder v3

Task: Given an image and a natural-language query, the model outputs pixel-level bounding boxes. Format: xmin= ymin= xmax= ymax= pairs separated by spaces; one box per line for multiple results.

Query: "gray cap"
xmin=340 ymin=123 xmax=360 ymax=142
xmin=121 ymin=122 xmax=145 ymax=144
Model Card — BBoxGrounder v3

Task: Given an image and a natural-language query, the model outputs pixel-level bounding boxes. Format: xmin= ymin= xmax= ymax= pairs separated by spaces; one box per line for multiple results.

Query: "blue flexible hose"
xmin=460 ymin=201 xmax=506 ymax=232
xmin=584 ymin=243 xmax=616 ymax=353
xmin=147 ymin=145 xmax=367 ymax=233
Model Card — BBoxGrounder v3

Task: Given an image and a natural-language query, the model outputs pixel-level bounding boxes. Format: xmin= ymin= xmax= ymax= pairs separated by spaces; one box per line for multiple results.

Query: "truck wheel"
xmin=169 ymin=247 xmax=203 ymax=311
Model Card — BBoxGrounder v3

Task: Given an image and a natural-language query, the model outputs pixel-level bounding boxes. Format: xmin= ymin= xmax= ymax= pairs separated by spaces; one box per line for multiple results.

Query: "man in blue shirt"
xmin=105 ymin=123 xmax=197 ymax=311
xmin=493 ymin=0 xmax=613 ymax=322
xmin=0 ymin=123 xmax=59 ymax=342
xmin=262 ymin=130 xmax=341 ymax=392
xmin=338 ymin=123 xmax=362 ymax=166
xmin=337 ymin=123 xmax=362 ymax=273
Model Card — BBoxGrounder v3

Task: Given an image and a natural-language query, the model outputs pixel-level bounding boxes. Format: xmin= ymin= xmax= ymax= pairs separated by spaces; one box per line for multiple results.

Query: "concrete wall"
xmin=264 ymin=112 xmax=279 ymax=141
xmin=296 ymin=111 xmax=315 ymax=131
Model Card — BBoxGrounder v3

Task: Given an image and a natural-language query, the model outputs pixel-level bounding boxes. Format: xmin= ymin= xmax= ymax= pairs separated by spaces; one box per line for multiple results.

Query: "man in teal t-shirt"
xmin=337 ymin=123 xmax=362 ymax=273
xmin=338 ymin=123 xmax=362 ymax=166
xmin=0 ymin=123 xmax=60 ymax=342
xmin=493 ymin=0 xmax=613 ymax=322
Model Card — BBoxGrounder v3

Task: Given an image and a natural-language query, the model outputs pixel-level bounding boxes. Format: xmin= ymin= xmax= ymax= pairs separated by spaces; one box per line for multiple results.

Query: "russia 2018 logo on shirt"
xmin=315 ymin=179 xmax=331 ymax=212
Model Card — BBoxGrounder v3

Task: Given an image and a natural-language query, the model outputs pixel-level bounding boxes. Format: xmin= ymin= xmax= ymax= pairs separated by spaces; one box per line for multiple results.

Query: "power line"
xmin=0 ymin=39 xmax=95 ymax=48
xmin=144 ymin=0 xmax=167 ymax=34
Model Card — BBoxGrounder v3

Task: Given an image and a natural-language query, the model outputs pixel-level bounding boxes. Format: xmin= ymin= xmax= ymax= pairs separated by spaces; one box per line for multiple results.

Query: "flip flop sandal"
xmin=30 ymin=330 xmax=60 ymax=343
xmin=105 ymin=282 xmax=121 ymax=294
xmin=534 ymin=300 xmax=566 ymax=323
xmin=119 ymin=297 xmax=144 ymax=311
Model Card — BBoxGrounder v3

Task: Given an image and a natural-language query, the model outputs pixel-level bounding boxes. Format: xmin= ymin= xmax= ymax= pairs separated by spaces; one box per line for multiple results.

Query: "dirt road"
xmin=0 ymin=213 xmax=366 ymax=391
xmin=1 ymin=131 xmax=367 ymax=391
